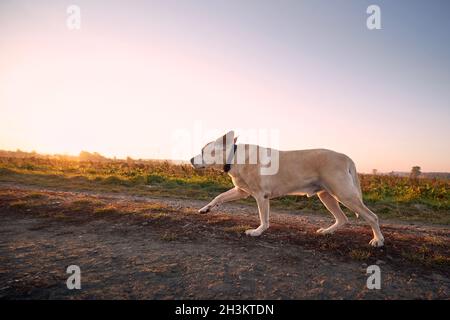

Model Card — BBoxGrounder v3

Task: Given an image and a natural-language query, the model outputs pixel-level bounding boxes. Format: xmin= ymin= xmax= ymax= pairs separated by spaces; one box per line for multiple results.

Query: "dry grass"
xmin=160 ymin=232 xmax=178 ymax=241
xmin=223 ymin=224 xmax=252 ymax=233
xmin=349 ymin=249 xmax=372 ymax=260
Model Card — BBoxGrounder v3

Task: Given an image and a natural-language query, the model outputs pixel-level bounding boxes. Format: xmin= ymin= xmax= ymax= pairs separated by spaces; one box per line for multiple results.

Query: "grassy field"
xmin=0 ymin=156 xmax=449 ymax=224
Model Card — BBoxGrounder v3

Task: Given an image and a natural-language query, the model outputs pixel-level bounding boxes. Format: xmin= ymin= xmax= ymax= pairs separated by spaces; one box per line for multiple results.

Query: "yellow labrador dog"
xmin=190 ymin=131 xmax=384 ymax=247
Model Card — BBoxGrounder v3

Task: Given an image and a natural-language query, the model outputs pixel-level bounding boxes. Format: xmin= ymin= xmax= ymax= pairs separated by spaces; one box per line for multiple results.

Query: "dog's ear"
xmin=215 ymin=131 xmax=235 ymax=149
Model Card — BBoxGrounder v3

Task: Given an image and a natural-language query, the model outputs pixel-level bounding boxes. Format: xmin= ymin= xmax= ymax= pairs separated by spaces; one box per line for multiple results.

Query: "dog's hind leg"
xmin=245 ymin=196 xmax=270 ymax=236
xmin=325 ymin=172 xmax=384 ymax=247
xmin=199 ymin=187 xmax=249 ymax=213
xmin=333 ymin=191 xmax=384 ymax=247
xmin=316 ymin=191 xmax=349 ymax=234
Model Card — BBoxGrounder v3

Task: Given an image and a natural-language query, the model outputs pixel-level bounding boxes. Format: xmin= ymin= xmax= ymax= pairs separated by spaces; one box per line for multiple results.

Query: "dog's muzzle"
xmin=190 ymin=156 xmax=205 ymax=168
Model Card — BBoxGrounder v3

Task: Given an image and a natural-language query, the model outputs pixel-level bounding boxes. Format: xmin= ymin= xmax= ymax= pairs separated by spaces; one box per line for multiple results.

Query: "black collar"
xmin=223 ymin=144 xmax=237 ymax=173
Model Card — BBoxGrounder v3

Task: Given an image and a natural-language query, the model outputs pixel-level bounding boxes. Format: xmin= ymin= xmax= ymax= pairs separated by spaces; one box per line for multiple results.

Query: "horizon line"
xmin=1 ymin=147 xmax=448 ymax=175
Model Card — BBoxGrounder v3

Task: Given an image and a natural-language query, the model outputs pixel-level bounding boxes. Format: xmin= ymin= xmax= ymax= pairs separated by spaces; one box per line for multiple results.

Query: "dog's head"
xmin=190 ymin=131 xmax=237 ymax=170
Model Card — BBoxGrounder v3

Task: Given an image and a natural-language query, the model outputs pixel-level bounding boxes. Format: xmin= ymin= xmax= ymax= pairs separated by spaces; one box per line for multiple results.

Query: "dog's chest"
xmin=229 ymin=174 xmax=254 ymax=194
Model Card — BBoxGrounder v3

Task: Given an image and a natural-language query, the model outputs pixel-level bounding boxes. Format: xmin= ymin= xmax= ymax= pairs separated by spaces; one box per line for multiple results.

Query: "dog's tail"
xmin=349 ymin=161 xmax=362 ymax=199
xmin=349 ymin=161 xmax=362 ymax=218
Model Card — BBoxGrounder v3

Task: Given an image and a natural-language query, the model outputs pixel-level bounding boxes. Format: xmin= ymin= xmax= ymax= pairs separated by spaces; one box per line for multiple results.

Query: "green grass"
xmin=0 ymin=156 xmax=449 ymax=224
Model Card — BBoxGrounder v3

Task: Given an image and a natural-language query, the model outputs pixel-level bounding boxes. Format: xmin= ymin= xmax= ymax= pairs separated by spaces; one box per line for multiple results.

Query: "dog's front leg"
xmin=245 ymin=196 xmax=270 ymax=236
xmin=199 ymin=187 xmax=249 ymax=213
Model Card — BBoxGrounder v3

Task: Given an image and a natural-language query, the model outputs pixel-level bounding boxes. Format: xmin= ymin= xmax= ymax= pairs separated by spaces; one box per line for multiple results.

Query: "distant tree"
xmin=79 ymin=151 xmax=107 ymax=162
xmin=410 ymin=166 xmax=421 ymax=180
xmin=126 ymin=156 xmax=135 ymax=167
xmin=372 ymin=169 xmax=378 ymax=175
xmin=79 ymin=151 xmax=92 ymax=161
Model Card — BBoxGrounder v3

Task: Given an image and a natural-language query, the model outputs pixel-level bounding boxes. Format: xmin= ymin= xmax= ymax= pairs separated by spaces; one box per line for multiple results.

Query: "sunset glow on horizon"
xmin=1 ymin=0 xmax=449 ymax=173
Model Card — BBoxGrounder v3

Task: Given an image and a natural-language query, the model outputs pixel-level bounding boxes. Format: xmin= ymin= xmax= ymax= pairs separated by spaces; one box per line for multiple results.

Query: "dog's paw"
xmin=198 ymin=205 xmax=211 ymax=214
xmin=316 ymin=227 xmax=335 ymax=234
xmin=245 ymin=228 xmax=263 ymax=237
xmin=369 ymin=237 xmax=384 ymax=247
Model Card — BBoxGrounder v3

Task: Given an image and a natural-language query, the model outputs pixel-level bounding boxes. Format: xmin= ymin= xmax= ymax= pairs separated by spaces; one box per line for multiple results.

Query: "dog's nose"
xmin=190 ymin=157 xmax=194 ymax=165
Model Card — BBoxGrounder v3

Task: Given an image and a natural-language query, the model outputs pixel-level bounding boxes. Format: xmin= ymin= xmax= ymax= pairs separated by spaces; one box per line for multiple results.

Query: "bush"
xmin=147 ymin=174 xmax=165 ymax=184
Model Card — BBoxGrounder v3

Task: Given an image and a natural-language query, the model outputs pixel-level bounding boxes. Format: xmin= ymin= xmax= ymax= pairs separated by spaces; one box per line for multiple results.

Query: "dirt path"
xmin=0 ymin=184 xmax=448 ymax=299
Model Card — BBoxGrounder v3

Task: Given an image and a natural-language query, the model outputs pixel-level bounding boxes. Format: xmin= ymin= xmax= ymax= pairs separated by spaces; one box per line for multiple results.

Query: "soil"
xmin=0 ymin=183 xmax=448 ymax=299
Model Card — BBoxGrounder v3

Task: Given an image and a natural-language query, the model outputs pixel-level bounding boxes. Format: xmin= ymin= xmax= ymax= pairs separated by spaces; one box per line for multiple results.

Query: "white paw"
xmin=316 ymin=227 xmax=335 ymax=234
xmin=369 ymin=237 xmax=384 ymax=247
xmin=198 ymin=205 xmax=212 ymax=214
xmin=245 ymin=228 xmax=263 ymax=237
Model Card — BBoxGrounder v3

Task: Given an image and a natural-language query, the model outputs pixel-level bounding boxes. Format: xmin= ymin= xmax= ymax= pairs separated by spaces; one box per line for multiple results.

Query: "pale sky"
xmin=1 ymin=0 xmax=449 ymax=172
